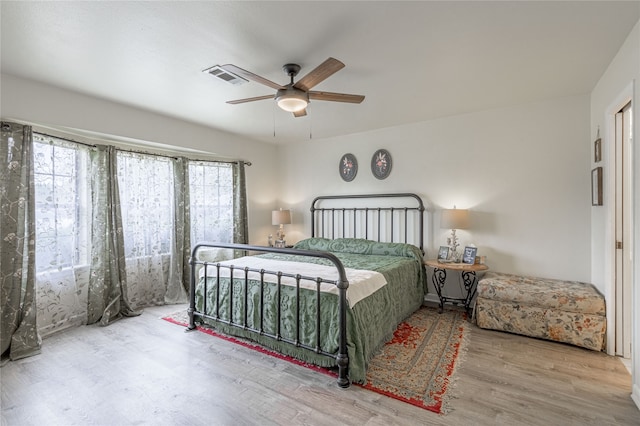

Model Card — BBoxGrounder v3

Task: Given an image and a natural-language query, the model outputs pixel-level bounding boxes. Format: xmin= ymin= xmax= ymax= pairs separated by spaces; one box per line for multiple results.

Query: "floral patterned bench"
xmin=475 ymin=272 xmax=606 ymax=351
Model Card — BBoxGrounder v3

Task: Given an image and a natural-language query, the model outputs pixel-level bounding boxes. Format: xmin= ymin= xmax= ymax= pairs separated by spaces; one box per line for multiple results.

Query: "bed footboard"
xmin=188 ymin=242 xmax=351 ymax=388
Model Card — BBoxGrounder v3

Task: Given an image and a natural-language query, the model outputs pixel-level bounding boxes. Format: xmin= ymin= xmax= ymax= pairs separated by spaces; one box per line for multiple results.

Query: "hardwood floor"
xmin=1 ymin=304 xmax=638 ymax=425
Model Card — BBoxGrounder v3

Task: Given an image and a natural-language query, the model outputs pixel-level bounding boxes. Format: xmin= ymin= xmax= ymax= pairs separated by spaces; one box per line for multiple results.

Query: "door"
xmin=614 ymin=102 xmax=632 ymax=358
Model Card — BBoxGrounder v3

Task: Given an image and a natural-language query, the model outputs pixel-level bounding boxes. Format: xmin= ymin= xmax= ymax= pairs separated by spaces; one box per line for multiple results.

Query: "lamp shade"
xmin=272 ymin=209 xmax=292 ymax=225
xmin=441 ymin=208 xmax=470 ymax=230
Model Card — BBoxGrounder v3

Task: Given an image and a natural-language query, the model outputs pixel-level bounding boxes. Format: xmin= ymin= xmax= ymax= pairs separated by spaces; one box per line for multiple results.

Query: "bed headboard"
xmin=310 ymin=193 xmax=425 ymax=254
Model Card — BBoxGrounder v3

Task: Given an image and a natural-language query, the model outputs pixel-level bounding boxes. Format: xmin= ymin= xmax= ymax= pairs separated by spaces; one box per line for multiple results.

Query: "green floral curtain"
xmin=233 ymin=161 xmax=249 ymax=245
xmin=87 ymin=145 xmax=140 ymax=325
xmin=0 ymin=122 xmax=41 ymax=362
xmin=165 ymin=157 xmax=189 ymax=303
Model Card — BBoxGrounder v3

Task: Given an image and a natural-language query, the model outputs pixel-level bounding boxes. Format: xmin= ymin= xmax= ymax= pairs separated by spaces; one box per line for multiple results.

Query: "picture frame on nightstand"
xmin=462 ymin=246 xmax=478 ymax=264
xmin=437 ymin=246 xmax=450 ymax=261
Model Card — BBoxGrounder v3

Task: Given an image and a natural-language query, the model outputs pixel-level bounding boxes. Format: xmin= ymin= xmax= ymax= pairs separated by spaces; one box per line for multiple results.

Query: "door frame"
xmin=604 ymin=82 xmax=634 ymax=356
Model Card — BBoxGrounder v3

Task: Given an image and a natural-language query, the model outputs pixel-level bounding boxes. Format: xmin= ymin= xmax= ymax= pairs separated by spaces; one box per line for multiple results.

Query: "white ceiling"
xmin=2 ymin=1 xmax=639 ymax=145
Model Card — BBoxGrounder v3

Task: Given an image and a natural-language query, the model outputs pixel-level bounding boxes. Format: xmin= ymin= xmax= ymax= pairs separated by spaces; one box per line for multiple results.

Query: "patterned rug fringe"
xmin=439 ymin=321 xmax=471 ymax=414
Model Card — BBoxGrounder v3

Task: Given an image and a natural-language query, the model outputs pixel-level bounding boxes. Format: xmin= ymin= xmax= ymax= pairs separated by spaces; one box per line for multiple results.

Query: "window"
xmin=189 ymin=161 xmax=234 ymax=244
xmin=33 ymin=134 xmax=89 ymax=271
xmin=117 ymin=151 xmax=174 ymax=258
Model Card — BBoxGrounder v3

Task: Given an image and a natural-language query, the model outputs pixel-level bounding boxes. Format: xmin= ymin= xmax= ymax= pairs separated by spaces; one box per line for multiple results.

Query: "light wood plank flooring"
xmin=1 ymin=304 xmax=638 ymax=425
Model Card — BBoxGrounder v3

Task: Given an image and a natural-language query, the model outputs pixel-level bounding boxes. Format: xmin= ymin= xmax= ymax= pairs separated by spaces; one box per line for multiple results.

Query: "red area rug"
xmin=162 ymin=306 xmax=468 ymax=414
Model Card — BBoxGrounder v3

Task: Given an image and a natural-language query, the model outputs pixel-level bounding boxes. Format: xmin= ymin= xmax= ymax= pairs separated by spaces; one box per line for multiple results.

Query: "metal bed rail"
xmin=311 ymin=193 xmax=425 ymax=254
xmin=188 ymin=242 xmax=351 ymax=388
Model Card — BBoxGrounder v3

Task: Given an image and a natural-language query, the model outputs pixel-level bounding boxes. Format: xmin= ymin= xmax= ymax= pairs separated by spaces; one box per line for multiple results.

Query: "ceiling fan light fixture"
xmin=276 ymin=87 xmax=309 ymax=112
xmin=222 ymin=58 xmax=363 ymax=117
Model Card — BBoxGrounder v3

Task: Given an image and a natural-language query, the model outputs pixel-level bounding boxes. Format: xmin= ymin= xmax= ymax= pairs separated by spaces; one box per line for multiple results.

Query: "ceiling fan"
xmin=220 ymin=57 xmax=365 ymax=117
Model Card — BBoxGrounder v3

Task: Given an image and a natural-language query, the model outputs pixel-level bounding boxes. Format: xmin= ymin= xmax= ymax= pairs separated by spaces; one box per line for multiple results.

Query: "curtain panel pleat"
xmin=0 ymin=122 xmax=41 ymax=362
xmin=87 ymin=145 xmax=140 ymax=326
xmin=165 ymin=157 xmax=189 ymax=303
xmin=233 ymin=161 xmax=249 ymax=245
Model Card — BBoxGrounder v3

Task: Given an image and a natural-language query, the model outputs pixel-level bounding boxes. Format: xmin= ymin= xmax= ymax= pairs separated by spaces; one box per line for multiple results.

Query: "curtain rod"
xmin=35 ymin=131 xmax=97 ymax=149
xmin=34 ymin=131 xmax=251 ymax=166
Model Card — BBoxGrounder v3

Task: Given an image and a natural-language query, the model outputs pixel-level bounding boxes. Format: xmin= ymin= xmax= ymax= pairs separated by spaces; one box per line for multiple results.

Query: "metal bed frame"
xmin=311 ymin=193 xmax=425 ymax=253
xmin=187 ymin=193 xmax=425 ymax=388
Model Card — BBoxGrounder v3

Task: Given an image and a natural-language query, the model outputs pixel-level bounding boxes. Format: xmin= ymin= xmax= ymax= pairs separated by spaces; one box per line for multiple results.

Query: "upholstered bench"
xmin=475 ymin=272 xmax=606 ymax=351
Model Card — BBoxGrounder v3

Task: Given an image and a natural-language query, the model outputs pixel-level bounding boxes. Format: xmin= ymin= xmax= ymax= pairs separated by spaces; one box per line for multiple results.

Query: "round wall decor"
xmin=339 ymin=153 xmax=358 ymax=182
xmin=371 ymin=149 xmax=392 ymax=179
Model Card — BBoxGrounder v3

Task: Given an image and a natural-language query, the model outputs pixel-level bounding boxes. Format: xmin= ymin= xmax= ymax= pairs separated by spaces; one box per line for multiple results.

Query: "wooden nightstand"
xmin=424 ymin=259 xmax=489 ymax=314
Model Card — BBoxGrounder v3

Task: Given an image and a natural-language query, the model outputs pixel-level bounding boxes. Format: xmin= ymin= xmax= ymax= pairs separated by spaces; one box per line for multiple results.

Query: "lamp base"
xmin=447 ymin=229 xmax=461 ymax=262
xmin=449 ymin=248 xmax=462 ymax=263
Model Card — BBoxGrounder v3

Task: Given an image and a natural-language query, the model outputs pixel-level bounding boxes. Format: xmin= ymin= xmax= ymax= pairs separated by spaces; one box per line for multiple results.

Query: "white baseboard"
xmin=632 ymin=383 xmax=640 ymax=411
xmin=424 ymin=293 xmax=440 ymax=305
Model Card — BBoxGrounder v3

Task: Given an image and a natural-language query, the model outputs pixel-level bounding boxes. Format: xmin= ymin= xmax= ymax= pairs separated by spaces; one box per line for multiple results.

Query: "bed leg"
xmin=187 ymin=254 xmax=198 ymax=332
xmin=335 ymin=269 xmax=350 ymax=388
xmin=186 ymin=307 xmax=197 ymax=331
xmin=337 ymin=353 xmax=350 ymax=388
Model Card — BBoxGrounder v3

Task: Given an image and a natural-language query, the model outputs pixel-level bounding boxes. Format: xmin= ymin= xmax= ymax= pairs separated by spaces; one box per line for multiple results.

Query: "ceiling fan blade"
xmin=293 ymin=57 xmax=345 ymax=92
xmin=309 ymin=91 xmax=365 ymax=104
xmin=226 ymin=94 xmax=274 ymax=105
xmin=220 ymin=64 xmax=284 ymax=90
xmin=293 ymin=109 xmax=307 ymax=118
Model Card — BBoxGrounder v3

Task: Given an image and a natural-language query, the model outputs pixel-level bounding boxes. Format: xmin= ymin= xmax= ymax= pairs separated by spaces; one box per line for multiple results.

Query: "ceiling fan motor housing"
xmin=282 ymin=63 xmax=301 ymax=78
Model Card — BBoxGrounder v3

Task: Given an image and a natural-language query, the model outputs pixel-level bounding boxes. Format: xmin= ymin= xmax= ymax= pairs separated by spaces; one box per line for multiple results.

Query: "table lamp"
xmin=441 ymin=206 xmax=469 ymax=262
xmin=272 ymin=209 xmax=292 ymax=246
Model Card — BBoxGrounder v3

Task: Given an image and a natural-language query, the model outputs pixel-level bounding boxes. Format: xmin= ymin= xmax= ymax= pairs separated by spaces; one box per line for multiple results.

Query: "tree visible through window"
xmin=32 ymin=134 xmax=90 ymax=336
xmin=189 ymin=161 xmax=234 ymax=244
xmin=33 ymin=135 xmax=89 ymax=272
xmin=117 ymin=151 xmax=174 ymax=258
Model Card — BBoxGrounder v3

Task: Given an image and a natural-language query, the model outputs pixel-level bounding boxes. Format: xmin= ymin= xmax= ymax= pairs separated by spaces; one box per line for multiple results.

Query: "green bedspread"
xmin=194 ymin=238 xmax=426 ymax=384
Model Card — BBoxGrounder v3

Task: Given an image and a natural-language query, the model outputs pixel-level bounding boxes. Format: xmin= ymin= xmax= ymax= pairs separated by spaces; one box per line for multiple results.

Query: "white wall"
xmin=590 ymin=19 xmax=640 ymax=410
xmin=280 ymin=95 xmax=591 ymax=284
xmin=1 ymin=73 xmax=280 ymax=243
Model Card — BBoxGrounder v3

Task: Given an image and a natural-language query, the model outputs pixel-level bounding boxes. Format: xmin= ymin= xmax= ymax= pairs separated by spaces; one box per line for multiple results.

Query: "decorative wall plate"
xmin=371 ymin=149 xmax=392 ymax=179
xmin=339 ymin=153 xmax=358 ymax=182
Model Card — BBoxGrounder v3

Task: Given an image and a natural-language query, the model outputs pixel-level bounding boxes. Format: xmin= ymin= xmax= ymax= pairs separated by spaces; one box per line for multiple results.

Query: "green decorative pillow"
xmin=293 ymin=237 xmax=333 ymax=251
xmin=295 ymin=238 xmax=422 ymax=261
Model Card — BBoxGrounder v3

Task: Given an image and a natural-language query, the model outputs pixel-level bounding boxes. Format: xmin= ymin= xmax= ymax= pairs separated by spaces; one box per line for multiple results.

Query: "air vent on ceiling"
xmin=204 ymin=65 xmax=248 ymax=86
